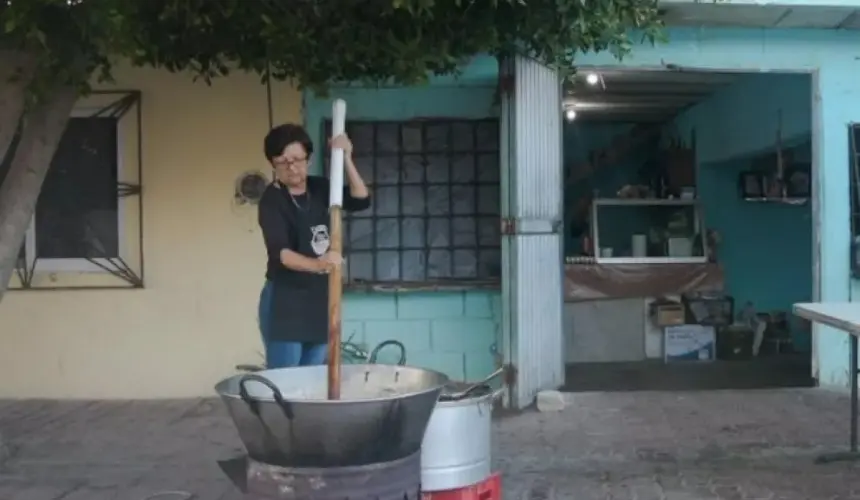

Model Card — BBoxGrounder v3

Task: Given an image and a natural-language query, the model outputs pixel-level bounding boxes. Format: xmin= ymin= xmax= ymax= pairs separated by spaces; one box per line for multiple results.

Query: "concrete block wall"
xmin=342 ymin=291 xmax=502 ymax=381
xmin=304 ymin=62 xmax=503 ymax=382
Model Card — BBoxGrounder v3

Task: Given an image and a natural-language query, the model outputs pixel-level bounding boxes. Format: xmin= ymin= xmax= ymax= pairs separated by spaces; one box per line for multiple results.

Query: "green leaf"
xmin=1 ymin=0 xmax=664 ymax=100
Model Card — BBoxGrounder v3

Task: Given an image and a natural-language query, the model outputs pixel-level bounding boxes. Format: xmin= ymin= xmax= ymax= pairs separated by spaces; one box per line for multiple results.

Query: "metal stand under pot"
xmin=420 ymin=367 xmax=506 ymax=493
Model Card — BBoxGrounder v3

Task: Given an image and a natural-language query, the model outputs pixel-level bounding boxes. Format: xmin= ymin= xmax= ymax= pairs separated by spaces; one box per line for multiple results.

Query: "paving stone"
xmin=0 ymin=483 xmax=75 ymax=500
xmin=1 ymin=389 xmax=860 ymax=499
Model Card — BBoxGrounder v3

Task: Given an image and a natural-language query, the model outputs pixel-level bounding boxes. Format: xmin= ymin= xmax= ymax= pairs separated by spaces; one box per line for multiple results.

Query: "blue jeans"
xmin=258 ymin=281 xmax=328 ymax=368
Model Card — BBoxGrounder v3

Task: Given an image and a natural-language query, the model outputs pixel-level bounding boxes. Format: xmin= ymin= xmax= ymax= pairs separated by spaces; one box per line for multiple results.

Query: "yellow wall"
xmin=0 ymin=66 xmax=302 ymax=398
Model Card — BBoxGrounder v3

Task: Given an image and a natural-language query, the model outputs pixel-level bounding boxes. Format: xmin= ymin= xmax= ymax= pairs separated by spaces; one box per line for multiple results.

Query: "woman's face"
xmin=272 ymin=142 xmax=309 ymax=188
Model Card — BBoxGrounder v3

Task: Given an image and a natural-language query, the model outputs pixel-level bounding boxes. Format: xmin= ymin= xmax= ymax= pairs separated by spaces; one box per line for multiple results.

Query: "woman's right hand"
xmin=316 ymin=251 xmax=343 ymax=273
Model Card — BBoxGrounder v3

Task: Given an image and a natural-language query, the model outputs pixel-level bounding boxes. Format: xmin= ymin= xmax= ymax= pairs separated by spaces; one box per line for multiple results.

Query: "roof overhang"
xmin=660 ymin=0 xmax=860 ymax=29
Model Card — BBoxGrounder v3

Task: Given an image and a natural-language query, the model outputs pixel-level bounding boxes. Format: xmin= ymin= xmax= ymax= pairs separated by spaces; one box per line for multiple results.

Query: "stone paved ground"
xmin=1 ymin=389 xmax=860 ymax=499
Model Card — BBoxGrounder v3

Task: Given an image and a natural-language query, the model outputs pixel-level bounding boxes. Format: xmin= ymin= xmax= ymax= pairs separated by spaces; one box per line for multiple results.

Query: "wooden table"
xmin=794 ymin=302 xmax=860 ymax=464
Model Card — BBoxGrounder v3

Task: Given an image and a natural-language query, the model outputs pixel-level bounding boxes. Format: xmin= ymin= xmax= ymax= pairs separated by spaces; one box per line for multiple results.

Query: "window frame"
xmin=21 ymin=106 xmax=126 ymax=274
xmin=323 ymin=118 xmax=503 ymax=286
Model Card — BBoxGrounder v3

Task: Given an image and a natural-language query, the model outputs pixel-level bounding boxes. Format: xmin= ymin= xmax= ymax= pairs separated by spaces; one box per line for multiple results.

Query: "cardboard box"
xmin=654 ymin=303 xmax=685 ymax=326
xmin=664 ymin=325 xmax=716 ymax=362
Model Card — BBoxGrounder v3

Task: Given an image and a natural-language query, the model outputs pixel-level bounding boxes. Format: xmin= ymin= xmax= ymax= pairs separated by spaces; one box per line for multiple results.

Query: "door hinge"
xmin=500 ymin=218 xmax=563 ymax=235
xmin=504 ymin=364 xmax=518 ymax=387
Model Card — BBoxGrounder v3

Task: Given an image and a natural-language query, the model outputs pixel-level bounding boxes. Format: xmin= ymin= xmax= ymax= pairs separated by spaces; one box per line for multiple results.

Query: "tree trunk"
xmin=0 ymin=82 xmax=77 ymax=465
xmin=0 ymin=83 xmax=79 ymax=303
xmin=0 ymin=51 xmax=36 ymax=164
xmin=0 ymin=50 xmax=38 ymax=465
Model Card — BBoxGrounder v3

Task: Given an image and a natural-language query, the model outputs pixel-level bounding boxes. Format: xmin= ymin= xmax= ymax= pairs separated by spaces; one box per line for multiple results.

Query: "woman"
xmin=257 ymin=123 xmax=371 ymax=368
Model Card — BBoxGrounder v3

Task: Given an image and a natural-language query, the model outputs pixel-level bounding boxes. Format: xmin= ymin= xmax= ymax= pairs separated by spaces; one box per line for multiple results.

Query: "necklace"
xmin=288 ymin=190 xmax=311 ymax=212
xmin=275 ymin=180 xmax=311 ymax=212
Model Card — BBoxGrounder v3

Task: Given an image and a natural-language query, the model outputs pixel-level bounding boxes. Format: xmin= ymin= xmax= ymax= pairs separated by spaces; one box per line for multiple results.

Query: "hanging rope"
xmin=265 ymin=61 xmax=275 ymax=186
xmin=266 ymin=63 xmax=274 ymax=130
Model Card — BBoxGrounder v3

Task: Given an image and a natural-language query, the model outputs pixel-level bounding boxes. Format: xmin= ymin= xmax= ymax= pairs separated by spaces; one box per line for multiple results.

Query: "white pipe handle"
xmin=329 ymin=99 xmax=347 ymax=208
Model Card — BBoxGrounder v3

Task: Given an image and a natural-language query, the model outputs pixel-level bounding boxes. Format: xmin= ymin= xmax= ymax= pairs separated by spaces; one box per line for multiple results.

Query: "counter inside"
xmin=563 ymin=262 xmax=724 ymax=302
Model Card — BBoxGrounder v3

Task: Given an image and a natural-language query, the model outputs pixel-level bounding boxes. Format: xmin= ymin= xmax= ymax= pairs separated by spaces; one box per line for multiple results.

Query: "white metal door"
xmin=499 ymin=55 xmax=565 ymax=409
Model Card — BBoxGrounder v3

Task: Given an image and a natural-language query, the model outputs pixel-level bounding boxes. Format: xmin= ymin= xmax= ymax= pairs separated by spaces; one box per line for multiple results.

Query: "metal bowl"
xmin=215 ymin=364 xmax=448 ymax=467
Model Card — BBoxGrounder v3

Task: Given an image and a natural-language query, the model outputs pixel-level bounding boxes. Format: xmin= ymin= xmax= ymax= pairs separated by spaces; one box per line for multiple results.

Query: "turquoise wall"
xmin=576 ymin=27 xmax=857 ymax=387
xmin=671 ymin=73 xmax=812 ymax=164
xmin=698 ymin=156 xmax=813 ymax=350
xmin=303 ymin=78 xmax=501 ymax=382
xmin=297 ymin=27 xmax=860 ymax=388
xmin=669 ymin=73 xmax=813 ymax=351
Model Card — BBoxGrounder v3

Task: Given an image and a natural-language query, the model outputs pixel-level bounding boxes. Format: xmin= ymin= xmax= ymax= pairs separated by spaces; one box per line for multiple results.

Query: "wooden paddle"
xmin=327 ymin=99 xmax=347 ymax=400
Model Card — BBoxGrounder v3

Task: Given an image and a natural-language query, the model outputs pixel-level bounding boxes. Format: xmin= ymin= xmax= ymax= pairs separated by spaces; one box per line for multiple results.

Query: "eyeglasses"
xmin=273 ymin=156 xmax=308 ymax=170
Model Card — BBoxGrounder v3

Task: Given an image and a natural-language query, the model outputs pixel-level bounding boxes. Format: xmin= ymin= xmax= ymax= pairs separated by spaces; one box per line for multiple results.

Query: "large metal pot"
xmin=420 ymin=371 xmax=505 ymax=492
xmin=215 ymin=364 xmax=448 ymax=468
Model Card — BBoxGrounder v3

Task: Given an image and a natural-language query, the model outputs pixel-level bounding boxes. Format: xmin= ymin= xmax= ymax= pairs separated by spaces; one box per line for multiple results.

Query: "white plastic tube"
xmin=329 ymin=99 xmax=347 ymax=207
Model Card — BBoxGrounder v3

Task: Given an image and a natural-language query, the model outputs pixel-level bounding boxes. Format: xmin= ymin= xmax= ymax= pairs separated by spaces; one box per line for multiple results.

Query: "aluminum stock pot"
xmin=215 ymin=364 xmax=448 ymax=468
xmin=420 ymin=368 xmax=506 ymax=491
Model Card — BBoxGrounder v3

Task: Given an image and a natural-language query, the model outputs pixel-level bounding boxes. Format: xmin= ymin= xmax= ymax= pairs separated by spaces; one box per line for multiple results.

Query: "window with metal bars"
xmin=323 ymin=119 xmax=502 ymax=284
xmin=1 ymin=117 xmax=120 ymax=266
xmin=1 ymin=91 xmax=144 ymax=289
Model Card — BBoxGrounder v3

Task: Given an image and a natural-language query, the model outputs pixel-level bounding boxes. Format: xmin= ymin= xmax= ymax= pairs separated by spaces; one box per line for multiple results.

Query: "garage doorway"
xmin=561 ymin=68 xmax=816 ymax=391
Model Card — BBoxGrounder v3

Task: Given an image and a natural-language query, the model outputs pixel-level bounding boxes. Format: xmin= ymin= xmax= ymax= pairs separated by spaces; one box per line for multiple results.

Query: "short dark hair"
xmin=263 ymin=123 xmax=314 ymax=162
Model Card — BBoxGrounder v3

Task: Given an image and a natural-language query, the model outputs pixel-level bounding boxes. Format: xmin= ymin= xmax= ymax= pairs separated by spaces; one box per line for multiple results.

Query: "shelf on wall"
xmin=594 ymin=198 xmax=698 ymax=206
xmin=743 ymin=197 xmax=809 ymax=205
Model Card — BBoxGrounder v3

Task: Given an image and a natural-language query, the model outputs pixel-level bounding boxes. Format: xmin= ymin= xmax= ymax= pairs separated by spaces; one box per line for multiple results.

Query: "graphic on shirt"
xmin=310 ymin=224 xmax=330 ymax=256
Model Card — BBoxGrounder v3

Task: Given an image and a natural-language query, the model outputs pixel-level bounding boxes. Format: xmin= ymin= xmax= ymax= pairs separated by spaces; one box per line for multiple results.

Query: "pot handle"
xmin=367 ymin=340 xmax=407 ymax=366
xmin=479 ymin=366 xmax=506 ymax=386
xmin=476 ymin=388 xmax=507 ymax=416
xmin=238 ymin=374 xmax=294 ymax=420
xmin=442 ymin=366 xmax=506 ymax=401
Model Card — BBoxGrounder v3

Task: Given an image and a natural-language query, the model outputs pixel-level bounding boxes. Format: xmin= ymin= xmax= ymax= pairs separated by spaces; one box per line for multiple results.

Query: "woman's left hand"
xmin=329 ymin=134 xmax=353 ymax=157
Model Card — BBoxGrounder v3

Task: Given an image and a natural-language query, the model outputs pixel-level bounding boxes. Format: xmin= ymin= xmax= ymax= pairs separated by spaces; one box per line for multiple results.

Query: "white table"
xmin=794 ymin=302 xmax=860 ymax=464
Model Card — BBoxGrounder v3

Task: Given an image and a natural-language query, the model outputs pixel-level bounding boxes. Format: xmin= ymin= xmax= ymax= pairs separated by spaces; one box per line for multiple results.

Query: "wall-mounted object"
xmin=784 ymin=165 xmax=811 ymax=199
xmin=663 ymin=134 xmax=696 ymax=190
xmin=738 ymin=168 xmax=809 ymax=204
xmin=762 ymin=172 xmax=786 ymax=199
xmin=739 ymin=110 xmax=808 ymax=204
xmin=738 ymin=171 xmax=764 ymax=199
xmin=235 ymin=171 xmax=269 ymax=205
xmin=665 ymin=150 xmax=696 ymax=188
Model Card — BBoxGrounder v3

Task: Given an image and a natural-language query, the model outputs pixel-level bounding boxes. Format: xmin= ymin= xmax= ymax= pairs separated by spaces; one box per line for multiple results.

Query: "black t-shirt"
xmin=257 ymin=176 xmax=371 ymax=343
